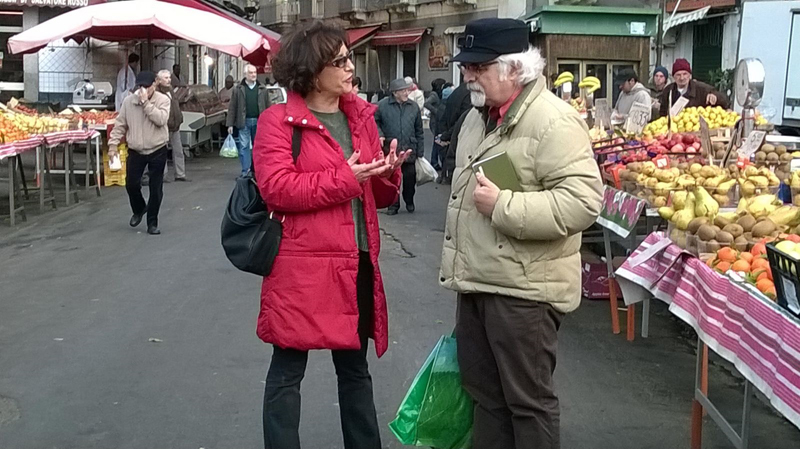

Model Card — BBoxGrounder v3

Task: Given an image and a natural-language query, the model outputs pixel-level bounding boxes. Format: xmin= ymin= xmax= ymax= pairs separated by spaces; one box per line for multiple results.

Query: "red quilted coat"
xmin=252 ymin=91 xmax=401 ymax=357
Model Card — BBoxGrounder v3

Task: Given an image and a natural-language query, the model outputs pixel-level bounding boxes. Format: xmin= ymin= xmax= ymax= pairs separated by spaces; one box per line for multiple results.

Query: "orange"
xmin=731 ymin=259 xmax=751 ymax=273
xmin=717 ymin=247 xmax=738 ymax=263
xmin=739 ymin=252 xmax=754 ymax=264
xmin=751 ymin=257 xmax=770 ymax=272
xmin=715 ymin=261 xmax=731 ymax=273
xmin=756 ymin=278 xmax=775 ymax=294
xmin=751 ymin=243 xmax=767 ymax=257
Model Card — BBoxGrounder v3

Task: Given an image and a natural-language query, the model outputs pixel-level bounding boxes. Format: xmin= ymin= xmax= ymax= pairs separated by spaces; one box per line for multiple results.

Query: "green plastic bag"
xmin=389 ymin=334 xmax=473 ymax=449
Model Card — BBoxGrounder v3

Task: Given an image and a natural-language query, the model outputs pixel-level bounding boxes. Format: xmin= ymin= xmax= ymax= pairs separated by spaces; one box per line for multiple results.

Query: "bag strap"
xmin=291 ymin=126 xmax=302 ymax=163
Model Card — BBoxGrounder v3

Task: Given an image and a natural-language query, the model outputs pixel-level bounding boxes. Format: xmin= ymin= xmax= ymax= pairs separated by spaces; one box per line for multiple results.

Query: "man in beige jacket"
xmin=108 ymin=71 xmax=171 ymax=235
xmin=441 ymin=19 xmax=603 ymax=449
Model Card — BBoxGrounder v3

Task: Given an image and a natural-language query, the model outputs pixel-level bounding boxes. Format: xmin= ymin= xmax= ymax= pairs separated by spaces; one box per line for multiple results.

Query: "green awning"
xmin=525 ymin=5 xmax=660 ymax=37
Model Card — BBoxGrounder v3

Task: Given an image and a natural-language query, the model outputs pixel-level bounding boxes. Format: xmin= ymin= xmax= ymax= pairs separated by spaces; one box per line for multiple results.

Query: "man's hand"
xmin=228 ymin=126 xmax=234 ymax=135
xmin=379 ymin=139 xmax=412 ymax=178
xmin=473 ymin=171 xmax=500 ymax=217
xmin=108 ymin=145 xmax=118 ymax=159
xmin=137 ymin=87 xmax=148 ymax=103
xmin=706 ymin=93 xmax=718 ymax=105
xmin=347 ymin=151 xmax=391 ymax=183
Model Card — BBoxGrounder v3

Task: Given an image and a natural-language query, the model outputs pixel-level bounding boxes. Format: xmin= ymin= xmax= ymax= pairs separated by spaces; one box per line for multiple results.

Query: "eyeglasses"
xmin=458 ymin=61 xmax=498 ymax=75
xmin=329 ymin=52 xmax=353 ymax=69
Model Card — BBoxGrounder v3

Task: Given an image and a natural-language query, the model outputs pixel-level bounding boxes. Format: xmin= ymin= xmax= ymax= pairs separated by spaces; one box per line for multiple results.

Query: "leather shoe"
xmin=174 ymin=177 xmax=191 ymax=182
xmin=406 ymin=204 xmax=415 ymax=213
xmin=147 ymin=226 xmax=161 ymax=235
xmin=387 ymin=209 xmax=398 ymax=216
xmin=129 ymin=212 xmax=144 ymax=227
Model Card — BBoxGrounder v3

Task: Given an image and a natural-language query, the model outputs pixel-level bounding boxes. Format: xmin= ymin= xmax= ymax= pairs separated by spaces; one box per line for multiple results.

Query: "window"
xmin=556 ymin=60 xmax=638 ymax=107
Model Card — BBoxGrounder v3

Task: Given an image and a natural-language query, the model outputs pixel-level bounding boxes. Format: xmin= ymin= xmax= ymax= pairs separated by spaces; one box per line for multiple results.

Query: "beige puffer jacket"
xmin=439 ymin=75 xmax=603 ymax=313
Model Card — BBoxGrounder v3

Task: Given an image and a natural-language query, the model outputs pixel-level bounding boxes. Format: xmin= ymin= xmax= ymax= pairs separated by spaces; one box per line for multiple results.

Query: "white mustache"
xmin=466 ymin=82 xmax=484 ymax=93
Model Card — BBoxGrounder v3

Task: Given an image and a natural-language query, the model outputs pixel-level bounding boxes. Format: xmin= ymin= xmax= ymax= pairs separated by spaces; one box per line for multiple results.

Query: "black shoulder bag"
xmin=220 ymin=127 xmax=302 ymax=276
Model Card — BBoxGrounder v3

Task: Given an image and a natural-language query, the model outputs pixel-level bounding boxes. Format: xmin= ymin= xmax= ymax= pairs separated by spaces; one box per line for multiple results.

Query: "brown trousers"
xmin=456 ymin=292 xmax=563 ymax=449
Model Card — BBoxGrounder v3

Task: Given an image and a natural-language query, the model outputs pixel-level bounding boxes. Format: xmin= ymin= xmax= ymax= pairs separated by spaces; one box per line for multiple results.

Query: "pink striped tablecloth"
xmin=616 ymin=232 xmax=800 ymax=430
xmin=43 ymin=129 xmax=100 ymax=147
xmin=0 ymin=136 xmax=44 ymax=161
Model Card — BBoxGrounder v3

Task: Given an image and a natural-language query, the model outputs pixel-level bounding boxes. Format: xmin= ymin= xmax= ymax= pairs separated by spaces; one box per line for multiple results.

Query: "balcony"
xmin=300 ymin=0 xmax=325 ymax=19
xmin=340 ymin=0 xmax=367 ymax=24
xmin=385 ymin=0 xmax=417 ymax=17
xmin=259 ymin=0 xmax=299 ymax=26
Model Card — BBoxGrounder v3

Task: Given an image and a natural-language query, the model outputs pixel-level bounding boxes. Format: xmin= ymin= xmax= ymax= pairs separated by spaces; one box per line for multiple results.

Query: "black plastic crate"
xmin=765 ymin=242 xmax=800 ymax=317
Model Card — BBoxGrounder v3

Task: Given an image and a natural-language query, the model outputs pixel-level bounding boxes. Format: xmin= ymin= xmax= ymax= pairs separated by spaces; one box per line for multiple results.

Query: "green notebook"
xmin=471 ymin=151 xmax=522 ymax=192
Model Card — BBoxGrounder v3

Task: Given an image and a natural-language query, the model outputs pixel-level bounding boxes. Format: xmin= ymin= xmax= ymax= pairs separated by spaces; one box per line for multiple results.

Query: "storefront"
xmin=526 ymin=5 xmax=659 ymax=107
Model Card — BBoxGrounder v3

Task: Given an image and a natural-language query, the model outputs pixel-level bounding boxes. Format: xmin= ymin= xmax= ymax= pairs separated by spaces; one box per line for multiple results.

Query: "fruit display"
xmin=59 ymin=109 xmax=118 ymax=124
xmin=2 ymin=112 xmax=70 ymax=136
xmin=704 ymin=243 xmax=778 ymax=300
xmin=644 ymin=132 xmax=704 ymax=155
xmin=644 ymin=106 xmax=740 ymax=136
xmin=737 ymin=165 xmax=781 ymax=199
xmin=578 ymin=76 xmax=601 ymax=94
xmin=570 ymin=97 xmax=586 ymax=114
xmin=553 ymin=72 xmax=573 ymax=88
xmin=0 ymin=114 xmax=31 ymax=143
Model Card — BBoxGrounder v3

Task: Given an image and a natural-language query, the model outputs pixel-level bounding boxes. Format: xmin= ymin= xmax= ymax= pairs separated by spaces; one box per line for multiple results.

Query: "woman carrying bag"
xmin=252 ymin=21 xmax=410 ymax=449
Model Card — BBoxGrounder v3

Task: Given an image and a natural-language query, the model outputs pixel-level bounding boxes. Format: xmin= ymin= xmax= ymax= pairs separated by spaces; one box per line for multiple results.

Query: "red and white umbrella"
xmin=8 ymin=0 xmax=278 ymax=63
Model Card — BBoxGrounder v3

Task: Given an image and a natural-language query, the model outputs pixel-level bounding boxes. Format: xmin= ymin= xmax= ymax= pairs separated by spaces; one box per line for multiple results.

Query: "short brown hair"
xmin=272 ymin=21 xmax=348 ymax=97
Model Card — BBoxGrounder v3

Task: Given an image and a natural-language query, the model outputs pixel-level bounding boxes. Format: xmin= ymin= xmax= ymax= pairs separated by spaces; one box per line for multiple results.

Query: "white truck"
xmin=737 ymin=0 xmax=800 ymax=132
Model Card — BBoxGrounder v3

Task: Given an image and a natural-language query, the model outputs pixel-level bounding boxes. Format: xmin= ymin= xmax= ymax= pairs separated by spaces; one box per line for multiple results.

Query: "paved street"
xmin=1 ymin=152 xmax=800 ymax=449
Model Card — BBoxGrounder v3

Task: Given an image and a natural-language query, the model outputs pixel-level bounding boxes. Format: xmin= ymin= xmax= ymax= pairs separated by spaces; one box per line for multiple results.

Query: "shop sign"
xmin=596 ymin=186 xmax=646 ymax=238
xmin=0 ymin=0 xmax=104 ymax=7
xmin=427 ymin=35 xmax=451 ymax=71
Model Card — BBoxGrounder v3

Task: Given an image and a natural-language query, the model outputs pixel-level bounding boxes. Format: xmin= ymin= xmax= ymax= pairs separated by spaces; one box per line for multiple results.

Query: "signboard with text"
xmin=624 ymin=101 xmax=651 ymax=135
xmin=0 ymin=0 xmax=105 ymax=7
xmin=596 ymin=186 xmax=647 ymax=238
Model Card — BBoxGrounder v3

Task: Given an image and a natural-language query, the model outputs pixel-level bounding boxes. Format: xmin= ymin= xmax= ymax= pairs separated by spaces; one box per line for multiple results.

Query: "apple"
xmin=692 ymin=142 xmax=701 ymax=150
xmin=686 ymin=146 xmax=697 ymax=154
xmin=683 ymin=134 xmax=695 ymax=145
xmin=670 ymin=144 xmax=685 ymax=153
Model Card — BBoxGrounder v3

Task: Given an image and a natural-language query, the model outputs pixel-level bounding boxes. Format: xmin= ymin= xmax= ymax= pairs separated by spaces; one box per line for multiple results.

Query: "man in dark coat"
xmin=439 ymin=83 xmax=473 ymax=183
xmin=375 ymin=77 xmax=424 ymax=215
xmin=658 ymin=59 xmax=729 ymax=117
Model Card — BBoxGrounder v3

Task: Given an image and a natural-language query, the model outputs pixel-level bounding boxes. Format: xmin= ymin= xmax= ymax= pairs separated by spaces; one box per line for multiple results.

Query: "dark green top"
xmin=244 ymin=82 xmax=260 ymax=118
xmin=312 ymin=110 xmax=369 ymax=252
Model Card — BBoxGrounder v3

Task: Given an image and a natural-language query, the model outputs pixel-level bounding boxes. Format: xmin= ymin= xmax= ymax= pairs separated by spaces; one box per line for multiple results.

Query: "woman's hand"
xmin=379 ymin=139 xmax=412 ymax=178
xmin=347 ymin=151 xmax=391 ymax=183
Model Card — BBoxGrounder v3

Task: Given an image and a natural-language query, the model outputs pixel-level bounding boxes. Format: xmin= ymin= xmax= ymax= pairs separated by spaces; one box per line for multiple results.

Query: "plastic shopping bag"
xmin=219 ymin=134 xmax=238 ymax=158
xmin=415 ymin=156 xmax=437 ymax=186
xmin=389 ymin=334 xmax=473 ymax=449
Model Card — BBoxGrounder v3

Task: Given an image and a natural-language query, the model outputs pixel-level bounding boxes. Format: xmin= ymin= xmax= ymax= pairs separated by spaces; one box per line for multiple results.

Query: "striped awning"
xmin=663 ymin=6 xmax=711 ymax=33
xmin=371 ymin=28 xmax=427 ymax=47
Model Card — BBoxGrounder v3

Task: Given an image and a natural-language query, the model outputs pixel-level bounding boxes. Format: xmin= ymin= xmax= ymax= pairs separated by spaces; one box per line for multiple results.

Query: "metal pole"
xmin=656 ymin=0 xmax=667 ymax=67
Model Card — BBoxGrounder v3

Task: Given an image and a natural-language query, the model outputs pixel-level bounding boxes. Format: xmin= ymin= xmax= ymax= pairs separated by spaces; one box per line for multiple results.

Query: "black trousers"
xmin=389 ymin=162 xmax=416 ymax=211
xmin=456 ymin=293 xmax=564 ymax=449
xmin=125 ymin=147 xmax=167 ymax=228
xmin=263 ymin=252 xmax=380 ymax=449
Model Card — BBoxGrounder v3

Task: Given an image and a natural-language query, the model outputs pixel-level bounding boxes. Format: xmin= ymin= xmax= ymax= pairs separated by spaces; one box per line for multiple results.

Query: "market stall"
xmin=174 ymin=84 xmax=226 ymax=155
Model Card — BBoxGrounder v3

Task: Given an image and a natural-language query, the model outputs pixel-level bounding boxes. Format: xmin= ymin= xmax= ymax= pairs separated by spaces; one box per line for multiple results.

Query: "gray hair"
xmin=496 ymin=46 xmax=546 ymax=86
xmin=244 ymin=64 xmax=258 ymax=72
xmin=156 ymin=69 xmax=171 ymax=80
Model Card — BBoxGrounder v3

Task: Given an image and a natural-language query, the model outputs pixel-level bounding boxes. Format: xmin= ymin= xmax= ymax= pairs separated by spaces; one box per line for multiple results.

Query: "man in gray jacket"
xmin=108 ymin=71 xmax=171 ymax=235
xmin=612 ymin=68 xmax=652 ymax=123
xmin=226 ymin=64 xmax=272 ymax=175
xmin=375 ymin=78 xmax=424 ymax=214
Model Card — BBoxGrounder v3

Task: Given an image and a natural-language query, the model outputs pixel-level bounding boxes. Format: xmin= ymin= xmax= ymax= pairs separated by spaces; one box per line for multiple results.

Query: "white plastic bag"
xmin=415 ymin=157 xmax=437 ymax=186
xmin=220 ymin=134 xmax=238 ymax=158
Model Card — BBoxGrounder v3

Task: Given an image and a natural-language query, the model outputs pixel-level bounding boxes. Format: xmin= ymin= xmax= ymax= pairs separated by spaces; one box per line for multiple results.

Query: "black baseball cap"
xmin=451 ymin=18 xmax=530 ymax=64
xmin=135 ymin=71 xmax=156 ymax=88
xmin=615 ymin=68 xmax=638 ymax=84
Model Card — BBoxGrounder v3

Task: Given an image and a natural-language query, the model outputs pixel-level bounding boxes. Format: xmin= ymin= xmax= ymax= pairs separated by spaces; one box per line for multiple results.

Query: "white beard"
xmin=467 ymin=82 xmax=486 ymax=107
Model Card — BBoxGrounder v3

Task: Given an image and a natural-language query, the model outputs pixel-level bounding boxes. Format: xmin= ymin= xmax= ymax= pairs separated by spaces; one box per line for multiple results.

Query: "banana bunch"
xmin=579 ymin=76 xmax=602 ymax=94
xmin=553 ymin=72 xmax=574 ymax=88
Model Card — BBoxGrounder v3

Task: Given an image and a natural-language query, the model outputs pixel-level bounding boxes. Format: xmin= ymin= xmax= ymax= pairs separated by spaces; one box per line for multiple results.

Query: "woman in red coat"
xmin=253 ymin=21 xmax=410 ymax=449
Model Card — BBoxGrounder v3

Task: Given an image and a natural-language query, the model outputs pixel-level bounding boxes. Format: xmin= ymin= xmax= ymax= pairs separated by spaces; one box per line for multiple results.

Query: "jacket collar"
xmin=388 ymin=94 xmax=411 ymax=106
xmin=283 ymin=91 xmax=377 ymax=130
xmin=672 ymin=80 xmax=697 ymax=99
xmin=493 ymin=76 xmax=545 ymax=134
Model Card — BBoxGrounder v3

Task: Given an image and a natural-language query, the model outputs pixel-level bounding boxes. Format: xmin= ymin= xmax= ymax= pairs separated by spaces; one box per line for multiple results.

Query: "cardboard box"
xmin=581 ymin=250 xmax=625 ymax=300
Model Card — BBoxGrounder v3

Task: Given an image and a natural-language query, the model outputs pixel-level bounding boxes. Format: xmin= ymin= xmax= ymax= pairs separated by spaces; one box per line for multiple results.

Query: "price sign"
xmin=653 ymin=155 xmax=669 ymax=169
xmin=670 ymin=96 xmax=689 ymax=118
xmin=699 ymin=116 xmax=714 ymax=161
xmin=595 ymin=99 xmax=611 ymax=130
xmin=596 ymin=186 xmax=647 ymax=238
xmin=624 ymin=101 xmax=651 ymax=135
xmin=737 ymin=130 xmax=767 ymax=158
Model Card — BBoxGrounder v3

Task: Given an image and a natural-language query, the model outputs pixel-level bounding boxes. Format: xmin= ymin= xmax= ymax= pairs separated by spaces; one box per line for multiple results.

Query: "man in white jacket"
xmin=405 ymin=76 xmax=425 ymax=110
xmin=612 ymin=68 xmax=652 ymax=123
xmin=115 ymin=53 xmax=139 ymax=111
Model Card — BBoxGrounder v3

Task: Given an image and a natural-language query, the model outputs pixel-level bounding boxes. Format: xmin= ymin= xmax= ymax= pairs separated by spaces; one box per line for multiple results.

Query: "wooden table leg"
xmin=627 ymin=304 xmax=636 ymax=341
xmin=691 ymin=399 xmax=704 ymax=449
xmin=603 ymin=228 xmax=621 ymax=334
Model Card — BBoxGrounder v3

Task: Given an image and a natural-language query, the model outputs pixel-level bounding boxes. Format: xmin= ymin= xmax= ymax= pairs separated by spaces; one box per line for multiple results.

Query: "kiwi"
xmin=687 ymin=217 xmax=709 ymax=234
xmin=716 ymin=231 xmax=735 ymax=244
xmin=723 ymin=223 xmax=744 ymax=238
xmin=711 ymin=225 xmax=722 ymax=233
xmin=771 ymin=230 xmax=781 ymax=238
xmin=697 ymin=224 xmax=717 ymax=242
xmin=705 ymin=240 xmax=721 ymax=253
xmin=739 ymin=214 xmax=757 ymax=232
xmin=715 ymin=149 xmax=726 ymax=160
xmin=755 ymin=151 xmax=767 ymax=162
xmin=776 ymin=145 xmax=787 ymax=155
xmin=734 ymin=235 xmax=748 ymax=251
xmin=780 ymin=152 xmax=793 ymax=163
xmin=762 ymin=143 xmax=776 ymax=153
xmin=713 ymin=215 xmax=732 ymax=228
xmin=767 ymin=152 xmax=780 ymax=163
xmin=743 ymin=232 xmax=754 ymax=242
xmin=752 ymin=219 xmax=777 ymax=238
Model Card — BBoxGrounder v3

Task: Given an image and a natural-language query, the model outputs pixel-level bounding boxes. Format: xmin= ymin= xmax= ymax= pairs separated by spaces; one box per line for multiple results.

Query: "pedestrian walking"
xmin=226 ymin=64 xmax=272 ymax=175
xmin=156 ymin=70 xmax=190 ymax=182
xmin=440 ymin=18 xmax=604 ymax=449
xmin=253 ymin=20 xmax=410 ymax=449
xmin=424 ymin=78 xmax=447 ymax=171
xmin=108 ymin=71 xmax=172 ymax=235
xmin=374 ymin=77 xmax=424 ymax=215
